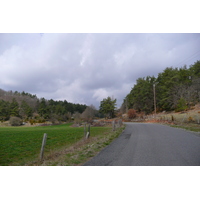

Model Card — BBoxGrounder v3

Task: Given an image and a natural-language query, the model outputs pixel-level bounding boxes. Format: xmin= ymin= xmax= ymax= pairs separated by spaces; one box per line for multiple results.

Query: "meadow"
xmin=0 ymin=123 xmax=112 ymax=166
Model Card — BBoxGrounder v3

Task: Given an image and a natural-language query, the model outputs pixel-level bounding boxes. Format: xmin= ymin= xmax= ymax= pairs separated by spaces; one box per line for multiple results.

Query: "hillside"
xmin=0 ymin=89 xmax=87 ymax=123
xmin=121 ymin=60 xmax=200 ymax=114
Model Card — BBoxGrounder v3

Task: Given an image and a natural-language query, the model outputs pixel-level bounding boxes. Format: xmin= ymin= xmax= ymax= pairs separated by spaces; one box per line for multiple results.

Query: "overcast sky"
xmin=0 ymin=33 xmax=200 ymax=108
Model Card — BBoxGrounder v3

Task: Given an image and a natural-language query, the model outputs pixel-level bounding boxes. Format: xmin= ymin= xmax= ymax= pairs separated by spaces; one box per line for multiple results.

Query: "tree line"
xmin=121 ymin=60 xmax=200 ymax=114
xmin=0 ymin=88 xmax=118 ymax=124
xmin=0 ymin=89 xmax=87 ymax=123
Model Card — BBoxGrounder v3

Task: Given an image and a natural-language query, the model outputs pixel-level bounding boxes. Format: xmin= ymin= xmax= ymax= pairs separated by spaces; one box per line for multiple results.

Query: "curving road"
xmin=84 ymin=123 xmax=200 ymax=166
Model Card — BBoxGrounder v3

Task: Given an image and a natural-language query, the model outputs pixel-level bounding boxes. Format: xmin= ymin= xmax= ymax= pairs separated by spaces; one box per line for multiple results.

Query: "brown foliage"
xmin=127 ymin=109 xmax=137 ymax=119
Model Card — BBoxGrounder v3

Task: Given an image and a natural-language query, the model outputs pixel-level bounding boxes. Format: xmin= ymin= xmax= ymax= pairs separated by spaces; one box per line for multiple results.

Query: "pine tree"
xmin=10 ymin=98 xmax=19 ymax=117
xmin=99 ymin=97 xmax=117 ymax=118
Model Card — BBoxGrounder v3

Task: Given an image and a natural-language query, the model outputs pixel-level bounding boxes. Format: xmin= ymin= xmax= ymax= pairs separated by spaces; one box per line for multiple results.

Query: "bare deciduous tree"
xmin=73 ymin=112 xmax=81 ymax=124
xmin=81 ymin=105 xmax=97 ymax=122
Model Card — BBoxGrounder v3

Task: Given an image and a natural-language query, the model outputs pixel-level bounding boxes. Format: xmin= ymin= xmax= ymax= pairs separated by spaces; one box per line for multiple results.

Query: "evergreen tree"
xmin=99 ymin=97 xmax=117 ymax=118
xmin=10 ymin=98 xmax=19 ymax=117
xmin=0 ymin=100 xmax=10 ymax=121
xmin=124 ymin=76 xmax=156 ymax=114
xmin=190 ymin=60 xmax=200 ymax=77
xmin=175 ymin=97 xmax=188 ymax=112
xmin=20 ymin=100 xmax=33 ymax=118
xmin=38 ymin=98 xmax=49 ymax=119
xmin=156 ymin=67 xmax=179 ymax=111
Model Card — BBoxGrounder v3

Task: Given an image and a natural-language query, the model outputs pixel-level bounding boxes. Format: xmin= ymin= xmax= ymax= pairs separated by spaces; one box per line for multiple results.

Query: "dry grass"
xmin=143 ymin=104 xmax=200 ymax=134
xmin=157 ymin=105 xmax=200 ymax=124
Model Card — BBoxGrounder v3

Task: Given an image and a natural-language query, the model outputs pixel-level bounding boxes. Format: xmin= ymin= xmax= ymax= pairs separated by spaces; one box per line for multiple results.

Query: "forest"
xmin=0 ymin=89 xmax=87 ymax=124
xmin=1 ymin=60 xmax=200 ymax=125
xmin=121 ymin=60 xmax=200 ymax=114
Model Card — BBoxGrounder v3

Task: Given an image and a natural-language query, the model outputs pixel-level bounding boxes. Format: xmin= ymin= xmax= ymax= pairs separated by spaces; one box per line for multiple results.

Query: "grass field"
xmin=0 ymin=123 xmax=112 ymax=166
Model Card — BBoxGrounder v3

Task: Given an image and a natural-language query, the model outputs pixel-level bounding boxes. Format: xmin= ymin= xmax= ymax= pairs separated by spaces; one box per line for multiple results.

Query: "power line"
xmin=173 ymin=49 xmax=200 ymax=68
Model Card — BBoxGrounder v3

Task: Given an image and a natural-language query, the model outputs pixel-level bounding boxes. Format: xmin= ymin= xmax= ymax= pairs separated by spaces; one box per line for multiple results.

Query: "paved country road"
xmin=83 ymin=123 xmax=200 ymax=166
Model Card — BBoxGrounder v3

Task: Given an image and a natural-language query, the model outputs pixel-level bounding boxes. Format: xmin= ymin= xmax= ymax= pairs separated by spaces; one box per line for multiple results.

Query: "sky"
xmin=0 ymin=33 xmax=200 ymax=108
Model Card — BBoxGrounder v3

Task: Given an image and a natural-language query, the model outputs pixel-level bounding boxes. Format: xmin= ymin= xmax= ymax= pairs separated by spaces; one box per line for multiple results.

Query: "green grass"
xmin=0 ymin=123 xmax=111 ymax=166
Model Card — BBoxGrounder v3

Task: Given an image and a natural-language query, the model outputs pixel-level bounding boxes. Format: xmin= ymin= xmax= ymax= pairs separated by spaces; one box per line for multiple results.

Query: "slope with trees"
xmin=0 ymin=90 xmax=87 ymax=124
xmin=122 ymin=60 xmax=200 ymax=114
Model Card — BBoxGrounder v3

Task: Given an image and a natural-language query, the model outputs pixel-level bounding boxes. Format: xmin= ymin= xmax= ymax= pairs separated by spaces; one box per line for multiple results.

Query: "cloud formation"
xmin=0 ymin=33 xmax=200 ymax=108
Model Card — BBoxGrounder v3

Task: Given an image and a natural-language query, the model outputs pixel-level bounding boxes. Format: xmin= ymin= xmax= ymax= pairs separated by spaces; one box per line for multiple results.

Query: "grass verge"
xmin=169 ymin=123 xmax=200 ymax=135
xmin=31 ymin=125 xmax=125 ymax=166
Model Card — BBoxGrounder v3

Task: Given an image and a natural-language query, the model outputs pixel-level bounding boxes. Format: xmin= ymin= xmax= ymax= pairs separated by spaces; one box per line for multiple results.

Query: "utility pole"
xmin=153 ymin=84 xmax=156 ymax=116
xmin=126 ymin=98 xmax=128 ymax=113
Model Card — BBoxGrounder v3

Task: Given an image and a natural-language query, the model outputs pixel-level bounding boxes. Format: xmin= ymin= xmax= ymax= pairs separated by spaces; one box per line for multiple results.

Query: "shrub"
xmin=127 ymin=109 xmax=137 ymax=119
xmin=9 ymin=117 xmax=22 ymax=126
xmin=175 ymin=98 xmax=188 ymax=112
xmin=188 ymin=116 xmax=194 ymax=123
xmin=29 ymin=119 xmax=36 ymax=125
xmin=38 ymin=118 xmax=45 ymax=123
xmin=73 ymin=112 xmax=81 ymax=124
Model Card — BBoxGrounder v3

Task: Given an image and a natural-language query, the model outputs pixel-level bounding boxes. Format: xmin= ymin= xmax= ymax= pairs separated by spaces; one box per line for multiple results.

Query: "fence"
xmin=39 ymin=120 xmax=123 ymax=162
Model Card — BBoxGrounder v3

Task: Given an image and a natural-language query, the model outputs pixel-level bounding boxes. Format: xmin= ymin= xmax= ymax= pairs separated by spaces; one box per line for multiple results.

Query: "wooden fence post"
xmin=112 ymin=120 xmax=115 ymax=131
xmin=120 ymin=119 xmax=122 ymax=127
xmin=84 ymin=123 xmax=86 ymax=137
xmin=117 ymin=120 xmax=120 ymax=128
xmin=40 ymin=133 xmax=47 ymax=161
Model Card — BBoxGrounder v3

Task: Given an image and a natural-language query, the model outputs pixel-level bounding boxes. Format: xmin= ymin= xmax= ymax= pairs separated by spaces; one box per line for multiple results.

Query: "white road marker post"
xmin=40 ymin=133 xmax=47 ymax=161
xmin=86 ymin=132 xmax=90 ymax=139
xmin=86 ymin=124 xmax=91 ymax=139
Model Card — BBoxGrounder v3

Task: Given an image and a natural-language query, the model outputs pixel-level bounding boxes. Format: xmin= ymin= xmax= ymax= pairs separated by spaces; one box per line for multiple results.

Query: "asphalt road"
xmin=83 ymin=123 xmax=200 ymax=166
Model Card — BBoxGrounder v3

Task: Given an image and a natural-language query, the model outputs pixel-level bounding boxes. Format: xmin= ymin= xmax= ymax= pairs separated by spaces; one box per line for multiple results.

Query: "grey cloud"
xmin=0 ymin=33 xmax=199 ymax=108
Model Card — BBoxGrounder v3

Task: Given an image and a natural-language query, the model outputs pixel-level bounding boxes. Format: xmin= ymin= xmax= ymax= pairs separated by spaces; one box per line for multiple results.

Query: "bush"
xmin=175 ymin=98 xmax=188 ymax=112
xmin=29 ymin=119 xmax=36 ymax=125
xmin=188 ymin=116 xmax=194 ymax=123
xmin=127 ymin=109 xmax=137 ymax=119
xmin=9 ymin=117 xmax=22 ymax=126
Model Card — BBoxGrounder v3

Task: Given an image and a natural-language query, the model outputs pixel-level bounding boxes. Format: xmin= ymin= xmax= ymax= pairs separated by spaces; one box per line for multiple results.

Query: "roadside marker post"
xmin=85 ymin=124 xmax=91 ymax=139
xmin=86 ymin=132 xmax=90 ymax=139
xmin=40 ymin=133 xmax=47 ymax=161
xmin=88 ymin=124 xmax=90 ymax=134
